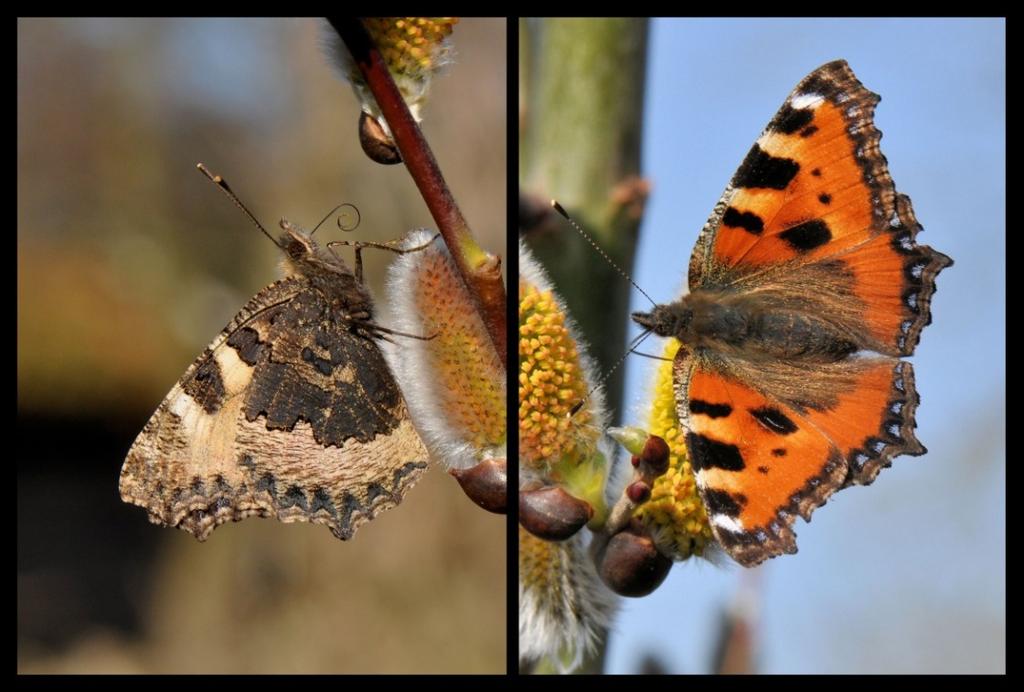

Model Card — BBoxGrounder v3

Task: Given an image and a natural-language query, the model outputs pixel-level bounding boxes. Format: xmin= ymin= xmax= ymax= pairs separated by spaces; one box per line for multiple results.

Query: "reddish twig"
xmin=328 ymin=18 xmax=507 ymax=367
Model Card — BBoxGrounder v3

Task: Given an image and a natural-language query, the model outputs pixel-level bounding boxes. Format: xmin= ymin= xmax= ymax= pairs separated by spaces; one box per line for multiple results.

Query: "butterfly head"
xmin=278 ymin=219 xmax=349 ymax=273
xmin=631 ymin=302 xmax=693 ymax=341
xmin=276 ymin=219 xmax=372 ymax=310
xmin=278 ymin=219 xmax=319 ymax=259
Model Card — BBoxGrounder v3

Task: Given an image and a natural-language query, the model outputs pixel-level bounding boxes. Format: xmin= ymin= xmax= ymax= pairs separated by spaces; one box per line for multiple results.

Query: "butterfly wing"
xmin=119 ymin=277 xmax=428 ymax=541
xmin=687 ymin=60 xmax=951 ymax=357
xmin=675 ymin=346 xmax=924 ymax=566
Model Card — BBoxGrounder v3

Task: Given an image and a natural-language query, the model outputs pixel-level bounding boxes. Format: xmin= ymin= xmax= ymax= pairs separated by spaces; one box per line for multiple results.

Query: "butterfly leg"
xmin=360 ymin=320 xmax=438 ymax=342
xmin=327 ymin=234 xmax=440 ymax=284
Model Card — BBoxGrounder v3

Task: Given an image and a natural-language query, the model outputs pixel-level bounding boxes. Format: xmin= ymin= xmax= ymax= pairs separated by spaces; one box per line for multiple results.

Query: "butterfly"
xmin=119 ymin=165 xmax=429 ymax=542
xmin=631 ymin=60 xmax=952 ymax=567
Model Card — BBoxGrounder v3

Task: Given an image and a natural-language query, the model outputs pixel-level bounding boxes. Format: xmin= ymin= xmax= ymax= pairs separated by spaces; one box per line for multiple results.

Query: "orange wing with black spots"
xmin=674 ymin=348 xmax=925 ymax=567
xmin=686 ymin=60 xmax=951 ymax=357
xmin=632 ymin=60 xmax=952 ymax=567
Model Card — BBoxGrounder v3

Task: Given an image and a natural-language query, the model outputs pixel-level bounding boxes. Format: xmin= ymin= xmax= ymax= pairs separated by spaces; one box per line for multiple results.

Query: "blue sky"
xmin=609 ymin=18 xmax=1005 ymax=674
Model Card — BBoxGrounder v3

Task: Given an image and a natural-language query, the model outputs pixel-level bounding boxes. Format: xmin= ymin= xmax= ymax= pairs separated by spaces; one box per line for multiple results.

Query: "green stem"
xmin=520 ymin=17 xmax=649 ymax=424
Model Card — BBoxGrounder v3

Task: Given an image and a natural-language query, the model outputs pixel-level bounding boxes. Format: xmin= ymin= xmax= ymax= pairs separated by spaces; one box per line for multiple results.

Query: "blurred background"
xmin=18 ymin=18 xmax=506 ymax=673
xmin=522 ymin=18 xmax=1004 ymax=674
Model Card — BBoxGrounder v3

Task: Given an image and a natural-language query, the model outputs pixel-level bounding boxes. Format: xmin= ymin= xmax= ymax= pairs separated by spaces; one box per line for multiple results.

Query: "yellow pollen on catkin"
xmin=413 ymin=244 xmax=505 ymax=448
xmin=363 ymin=18 xmax=458 ymax=74
xmin=633 ymin=339 xmax=714 ymax=560
xmin=519 ymin=526 xmax=564 ymax=597
xmin=518 ymin=281 xmax=593 ymax=470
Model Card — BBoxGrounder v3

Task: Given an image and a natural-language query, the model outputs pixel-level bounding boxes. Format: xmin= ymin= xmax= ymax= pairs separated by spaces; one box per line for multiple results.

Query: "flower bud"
xmin=449 ymin=458 xmax=507 ymax=514
xmin=519 ymin=486 xmax=593 ymax=541
xmin=358 ymin=111 xmax=402 ymax=165
xmin=595 ymin=527 xmax=672 ymax=598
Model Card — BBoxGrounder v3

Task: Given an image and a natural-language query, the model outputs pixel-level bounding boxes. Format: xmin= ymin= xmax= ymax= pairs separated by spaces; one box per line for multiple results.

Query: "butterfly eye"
xmin=285 ymin=238 xmax=308 ymax=260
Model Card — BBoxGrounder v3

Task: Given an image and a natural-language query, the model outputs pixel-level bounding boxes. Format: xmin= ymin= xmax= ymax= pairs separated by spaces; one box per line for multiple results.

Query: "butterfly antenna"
xmin=569 ymin=328 xmax=656 ymax=417
xmin=628 ymin=348 xmax=674 ymax=362
xmin=551 ymin=200 xmax=658 ymax=308
xmin=197 ymin=163 xmax=282 ymax=249
xmin=311 ymin=202 xmax=361 ymax=236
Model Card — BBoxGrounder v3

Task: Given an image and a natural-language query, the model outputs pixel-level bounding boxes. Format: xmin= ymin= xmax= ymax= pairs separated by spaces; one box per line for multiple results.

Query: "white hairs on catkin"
xmin=519 ymin=531 xmax=619 ymax=672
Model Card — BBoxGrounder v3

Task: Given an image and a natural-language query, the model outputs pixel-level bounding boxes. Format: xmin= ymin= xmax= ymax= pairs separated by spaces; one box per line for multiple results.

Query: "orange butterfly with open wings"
xmin=632 ymin=60 xmax=952 ymax=567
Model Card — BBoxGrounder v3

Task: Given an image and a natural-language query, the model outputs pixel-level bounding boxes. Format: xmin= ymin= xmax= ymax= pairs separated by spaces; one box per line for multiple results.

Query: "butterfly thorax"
xmin=278 ymin=222 xmax=374 ymax=321
xmin=633 ymin=288 xmax=857 ymax=363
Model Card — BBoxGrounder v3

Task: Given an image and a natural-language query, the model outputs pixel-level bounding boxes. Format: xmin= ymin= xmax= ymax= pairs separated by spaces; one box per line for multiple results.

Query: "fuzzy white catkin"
xmin=383 ymin=229 xmax=504 ymax=471
xmin=518 ymin=242 xmax=621 ymax=670
xmin=519 ymin=530 xmax=619 ymax=672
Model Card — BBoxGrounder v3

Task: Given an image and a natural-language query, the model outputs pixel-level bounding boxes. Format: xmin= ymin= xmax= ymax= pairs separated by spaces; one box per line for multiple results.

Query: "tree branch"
xmin=329 ymin=17 xmax=507 ymax=367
